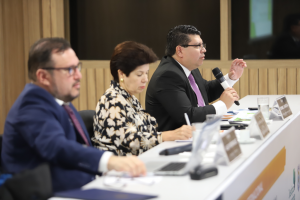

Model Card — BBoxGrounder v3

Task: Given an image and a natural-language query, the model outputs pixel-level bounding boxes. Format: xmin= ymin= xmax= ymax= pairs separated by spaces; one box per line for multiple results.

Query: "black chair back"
xmin=78 ymin=110 xmax=96 ymax=140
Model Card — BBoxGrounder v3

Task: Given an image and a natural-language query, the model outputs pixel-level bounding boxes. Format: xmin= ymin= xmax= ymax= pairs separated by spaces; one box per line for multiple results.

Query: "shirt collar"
xmin=55 ymin=98 xmax=70 ymax=106
xmin=174 ymin=59 xmax=191 ymax=78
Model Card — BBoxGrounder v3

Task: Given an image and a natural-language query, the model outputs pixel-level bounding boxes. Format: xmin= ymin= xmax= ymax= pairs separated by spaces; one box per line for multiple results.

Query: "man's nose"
xmin=73 ymin=68 xmax=82 ymax=80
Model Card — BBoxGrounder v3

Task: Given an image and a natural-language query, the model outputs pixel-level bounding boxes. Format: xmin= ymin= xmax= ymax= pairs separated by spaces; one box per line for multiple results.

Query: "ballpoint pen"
xmin=184 ymin=113 xmax=191 ymax=126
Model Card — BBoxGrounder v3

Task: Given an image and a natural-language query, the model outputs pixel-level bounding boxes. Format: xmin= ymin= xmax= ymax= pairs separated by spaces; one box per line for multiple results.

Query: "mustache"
xmin=72 ymin=81 xmax=80 ymax=86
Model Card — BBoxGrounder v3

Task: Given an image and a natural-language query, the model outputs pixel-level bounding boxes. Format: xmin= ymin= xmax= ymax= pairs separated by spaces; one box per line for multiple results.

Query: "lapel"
xmin=167 ymin=56 xmax=202 ymax=106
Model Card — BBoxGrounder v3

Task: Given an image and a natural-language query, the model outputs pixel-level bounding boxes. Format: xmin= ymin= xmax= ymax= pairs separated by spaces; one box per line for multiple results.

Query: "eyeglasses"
xmin=42 ymin=62 xmax=82 ymax=76
xmin=181 ymin=43 xmax=206 ymax=50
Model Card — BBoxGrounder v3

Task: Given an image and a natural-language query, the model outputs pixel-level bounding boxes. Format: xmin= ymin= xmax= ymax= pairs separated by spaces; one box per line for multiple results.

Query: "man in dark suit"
xmin=1 ymin=38 xmax=146 ymax=192
xmin=146 ymin=25 xmax=247 ymax=132
xmin=270 ymin=14 xmax=300 ymax=59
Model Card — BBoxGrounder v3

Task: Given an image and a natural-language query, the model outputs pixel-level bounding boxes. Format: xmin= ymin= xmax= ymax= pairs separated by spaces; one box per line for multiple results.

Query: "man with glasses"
xmin=1 ymin=38 xmax=146 ymax=193
xmin=146 ymin=25 xmax=247 ymax=132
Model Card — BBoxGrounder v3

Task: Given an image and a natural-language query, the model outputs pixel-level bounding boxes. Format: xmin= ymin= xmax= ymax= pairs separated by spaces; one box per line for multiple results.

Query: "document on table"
xmin=229 ymin=110 xmax=258 ymax=125
xmin=102 ymin=172 xmax=162 ymax=186
xmin=175 ymin=138 xmax=193 ymax=142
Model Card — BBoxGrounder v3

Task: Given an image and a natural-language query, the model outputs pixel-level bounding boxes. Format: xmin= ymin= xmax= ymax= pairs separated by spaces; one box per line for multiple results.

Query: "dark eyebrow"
xmin=67 ymin=62 xmax=81 ymax=68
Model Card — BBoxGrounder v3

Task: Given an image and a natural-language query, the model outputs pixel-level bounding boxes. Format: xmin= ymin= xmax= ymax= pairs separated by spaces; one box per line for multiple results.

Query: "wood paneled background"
xmin=0 ymin=0 xmax=65 ymax=133
xmin=0 ymin=0 xmax=299 ymax=133
xmin=76 ymin=60 xmax=300 ymax=111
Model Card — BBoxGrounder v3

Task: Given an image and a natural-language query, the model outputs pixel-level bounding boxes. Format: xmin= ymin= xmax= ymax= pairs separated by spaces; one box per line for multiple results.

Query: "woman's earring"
xmin=120 ymin=78 xmax=124 ymax=82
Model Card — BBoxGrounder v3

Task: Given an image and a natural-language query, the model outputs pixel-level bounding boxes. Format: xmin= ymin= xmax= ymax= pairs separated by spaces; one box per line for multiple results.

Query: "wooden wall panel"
xmin=1 ymin=0 xmax=300 ymax=132
xmin=197 ymin=68 xmax=203 ymax=75
xmin=202 ymin=69 xmax=213 ymax=81
xmin=79 ymin=68 xmax=87 ymax=110
xmin=268 ymin=69 xmax=278 ymax=95
xmin=239 ymin=68 xmax=249 ymax=99
xmin=41 ymin=0 xmax=51 ymax=37
xmin=287 ymin=68 xmax=296 ymax=94
xmin=149 ymin=63 xmax=158 ymax=79
xmin=79 ymin=64 xmax=299 ymax=112
xmin=22 ymin=0 xmax=42 ymax=83
xmin=249 ymin=68 xmax=258 ymax=95
xmin=220 ymin=0 xmax=231 ymax=60
xmin=64 ymin=0 xmax=70 ymax=42
xmin=0 ymin=0 xmax=5 ymax=133
xmin=297 ymin=68 xmax=300 ymax=94
xmin=259 ymin=68 xmax=268 ymax=95
xmin=220 ymin=68 xmax=229 ymax=75
xmin=64 ymin=61 xmax=300 ymax=112
xmin=87 ymin=68 xmax=97 ymax=110
xmin=0 ymin=0 xmax=66 ymax=133
xmin=104 ymin=68 xmax=112 ymax=93
xmin=95 ymin=68 xmax=105 ymax=101
xmin=278 ymin=68 xmax=286 ymax=94
xmin=50 ymin=0 xmax=64 ymax=37
xmin=3 ymin=0 xmax=26 ymax=117
xmin=78 ymin=64 xmax=300 ymax=112
xmin=72 ymin=95 xmax=79 ymax=110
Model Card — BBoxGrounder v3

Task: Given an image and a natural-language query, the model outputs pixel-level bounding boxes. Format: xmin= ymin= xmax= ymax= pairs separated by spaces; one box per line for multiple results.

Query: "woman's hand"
xmin=162 ymin=125 xmax=194 ymax=141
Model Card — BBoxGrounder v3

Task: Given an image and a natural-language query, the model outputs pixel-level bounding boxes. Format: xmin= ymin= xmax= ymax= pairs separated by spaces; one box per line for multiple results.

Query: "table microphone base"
xmin=189 ymin=164 xmax=218 ymax=180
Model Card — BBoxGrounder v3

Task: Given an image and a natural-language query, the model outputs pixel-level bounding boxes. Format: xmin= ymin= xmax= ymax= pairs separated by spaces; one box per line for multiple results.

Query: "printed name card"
xmin=276 ymin=96 xmax=292 ymax=119
xmin=219 ymin=127 xmax=242 ymax=165
xmin=270 ymin=96 xmax=292 ymax=120
xmin=254 ymin=111 xmax=270 ymax=139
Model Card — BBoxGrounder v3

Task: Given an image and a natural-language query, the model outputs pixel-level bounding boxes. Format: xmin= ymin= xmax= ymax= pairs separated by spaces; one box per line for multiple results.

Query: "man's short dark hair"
xmin=110 ymin=41 xmax=158 ymax=82
xmin=165 ymin=25 xmax=201 ymax=56
xmin=28 ymin=38 xmax=71 ymax=81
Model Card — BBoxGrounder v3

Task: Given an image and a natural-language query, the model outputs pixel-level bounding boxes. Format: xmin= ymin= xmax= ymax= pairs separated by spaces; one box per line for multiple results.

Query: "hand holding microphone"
xmin=212 ymin=67 xmax=240 ymax=106
xmin=220 ymin=88 xmax=239 ymax=109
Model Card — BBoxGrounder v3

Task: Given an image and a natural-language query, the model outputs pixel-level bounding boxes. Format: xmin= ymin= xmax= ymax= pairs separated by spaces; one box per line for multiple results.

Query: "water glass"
xmin=257 ymin=97 xmax=269 ymax=120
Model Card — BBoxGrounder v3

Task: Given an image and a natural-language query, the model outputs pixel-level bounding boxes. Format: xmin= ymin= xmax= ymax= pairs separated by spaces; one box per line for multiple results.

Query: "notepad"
xmin=54 ymin=188 xmax=157 ymax=200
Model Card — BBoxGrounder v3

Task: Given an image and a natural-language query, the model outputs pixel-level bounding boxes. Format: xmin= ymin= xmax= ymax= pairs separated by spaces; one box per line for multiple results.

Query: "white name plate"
xmin=254 ymin=111 xmax=270 ymax=139
xmin=270 ymin=96 xmax=292 ymax=120
xmin=219 ymin=127 xmax=242 ymax=165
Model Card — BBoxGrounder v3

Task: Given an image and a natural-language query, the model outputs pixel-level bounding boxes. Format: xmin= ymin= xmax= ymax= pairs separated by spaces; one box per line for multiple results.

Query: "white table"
xmin=51 ymin=95 xmax=300 ymax=200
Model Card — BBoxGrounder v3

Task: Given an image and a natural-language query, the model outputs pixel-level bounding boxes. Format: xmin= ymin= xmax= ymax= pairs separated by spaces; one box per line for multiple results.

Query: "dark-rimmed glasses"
xmin=42 ymin=62 xmax=82 ymax=76
xmin=181 ymin=43 xmax=206 ymax=50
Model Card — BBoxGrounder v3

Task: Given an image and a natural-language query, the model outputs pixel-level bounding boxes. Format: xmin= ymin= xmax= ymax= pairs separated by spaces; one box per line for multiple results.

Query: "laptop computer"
xmin=145 ymin=117 xmax=221 ymax=176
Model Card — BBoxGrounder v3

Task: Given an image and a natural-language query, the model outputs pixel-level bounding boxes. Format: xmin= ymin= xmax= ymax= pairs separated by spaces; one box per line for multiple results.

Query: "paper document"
xmin=175 ymin=138 xmax=193 ymax=142
xmin=229 ymin=110 xmax=258 ymax=125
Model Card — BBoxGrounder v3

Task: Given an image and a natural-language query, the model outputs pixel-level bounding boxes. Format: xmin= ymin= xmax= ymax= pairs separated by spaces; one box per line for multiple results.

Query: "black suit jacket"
xmin=146 ymin=56 xmax=224 ymax=132
xmin=270 ymin=33 xmax=300 ymax=59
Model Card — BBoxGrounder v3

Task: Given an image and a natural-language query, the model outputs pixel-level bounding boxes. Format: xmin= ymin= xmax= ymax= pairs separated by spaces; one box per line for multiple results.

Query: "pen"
xmin=184 ymin=113 xmax=191 ymax=126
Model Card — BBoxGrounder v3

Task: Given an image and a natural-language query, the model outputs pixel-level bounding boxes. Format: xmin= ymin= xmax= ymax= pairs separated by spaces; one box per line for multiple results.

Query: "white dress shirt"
xmin=55 ymin=98 xmax=113 ymax=173
xmin=176 ymin=62 xmax=238 ymax=116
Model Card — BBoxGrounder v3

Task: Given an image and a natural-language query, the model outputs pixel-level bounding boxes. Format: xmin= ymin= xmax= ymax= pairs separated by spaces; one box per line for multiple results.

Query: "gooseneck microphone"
xmin=212 ymin=67 xmax=240 ymax=106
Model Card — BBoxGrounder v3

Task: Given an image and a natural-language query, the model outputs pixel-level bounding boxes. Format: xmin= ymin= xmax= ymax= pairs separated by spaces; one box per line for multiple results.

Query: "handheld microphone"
xmin=212 ymin=67 xmax=240 ymax=106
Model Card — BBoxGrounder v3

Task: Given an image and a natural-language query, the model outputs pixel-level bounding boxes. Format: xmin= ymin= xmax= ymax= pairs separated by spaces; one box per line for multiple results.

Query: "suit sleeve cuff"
xmin=212 ymin=101 xmax=227 ymax=116
xmin=98 ymin=151 xmax=114 ymax=172
xmin=224 ymin=74 xmax=239 ymax=87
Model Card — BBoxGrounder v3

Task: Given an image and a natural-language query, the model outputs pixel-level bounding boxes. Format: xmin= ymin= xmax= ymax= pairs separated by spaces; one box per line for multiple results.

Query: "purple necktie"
xmin=62 ymin=105 xmax=90 ymax=146
xmin=188 ymin=73 xmax=205 ymax=107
